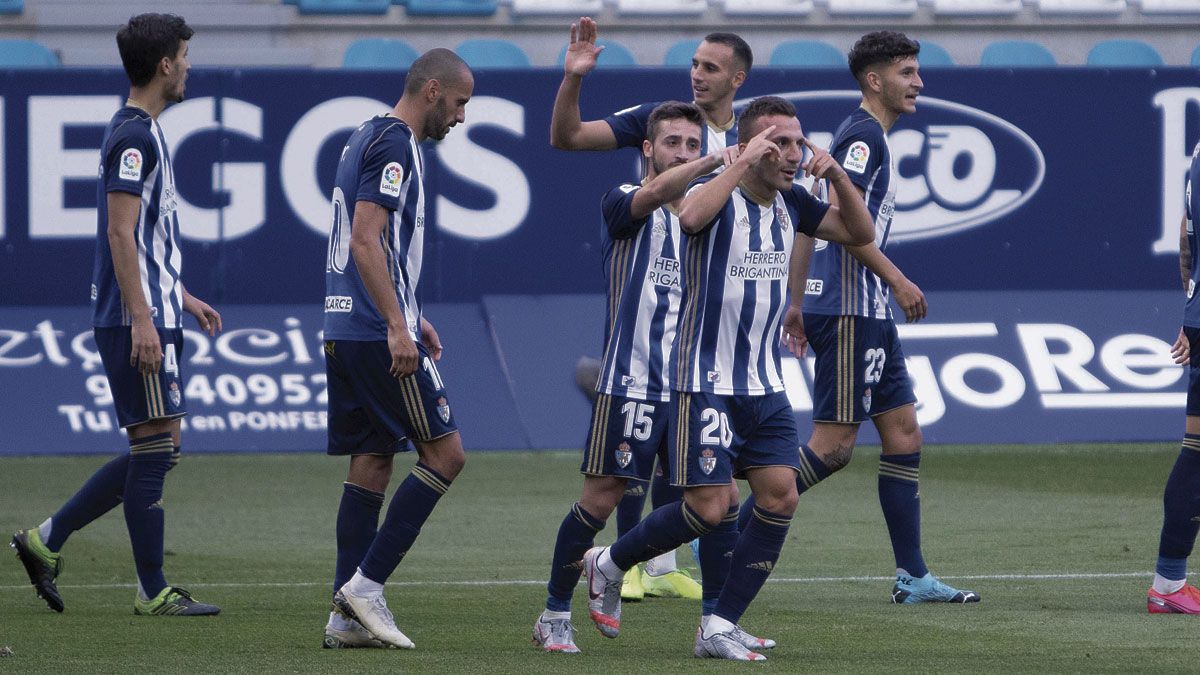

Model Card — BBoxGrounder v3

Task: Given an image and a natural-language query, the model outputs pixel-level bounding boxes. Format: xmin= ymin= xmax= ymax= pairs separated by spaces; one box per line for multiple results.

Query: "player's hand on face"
xmin=720 ymin=145 xmax=741 ymax=167
xmin=564 ymin=17 xmax=604 ymax=77
xmin=800 ymin=138 xmax=841 ymax=181
xmin=130 ymin=316 xmax=163 ymax=376
xmin=183 ymin=296 xmax=222 ymax=337
xmin=739 ymin=125 xmax=780 ymax=166
xmin=781 ymin=306 xmax=808 ymax=357
xmin=420 ymin=317 xmax=443 ymax=362
xmin=388 ymin=327 xmax=420 ymax=379
xmin=1172 ymin=327 xmax=1190 ymax=365
xmin=893 ymin=278 xmax=927 ymax=323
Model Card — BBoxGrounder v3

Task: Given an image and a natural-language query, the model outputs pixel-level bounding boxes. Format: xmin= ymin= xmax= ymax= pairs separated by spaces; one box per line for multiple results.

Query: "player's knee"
xmin=755 ymin=483 xmax=799 ymax=517
xmin=683 ymin=490 xmax=728 ymax=528
xmin=884 ymin=425 xmax=922 ymax=456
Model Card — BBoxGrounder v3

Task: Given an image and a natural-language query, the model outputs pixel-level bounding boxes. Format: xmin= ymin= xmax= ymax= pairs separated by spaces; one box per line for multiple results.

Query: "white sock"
xmin=137 ymin=580 xmax=149 ymax=601
xmin=597 ymin=547 xmax=623 ymax=580
xmin=348 ymin=569 xmax=384 ymax=595
xmin=327 ymin=611 xmax=353 ymax=631
xmin=644 ymin=550 xmax=678 ymax=576
xmin=38 ymin=518 xmax=53 ymax=544
xmin=702 ymin=614 xmax=735 ymax=637
xmin=541 ymin=609 xmax=571 ymax=621
xmin=1153 ymin=573 xmax=1187 ymax=595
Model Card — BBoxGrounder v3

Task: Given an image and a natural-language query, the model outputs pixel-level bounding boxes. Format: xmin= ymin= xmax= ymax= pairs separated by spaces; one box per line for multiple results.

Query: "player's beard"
xmin=425 ymin=98 xmax=451 ymax=141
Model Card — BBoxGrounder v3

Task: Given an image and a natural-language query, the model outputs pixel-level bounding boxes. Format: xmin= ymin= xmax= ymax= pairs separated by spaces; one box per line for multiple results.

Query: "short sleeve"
xmin=602 ymin=184 xmax=649 ymax=240
xmin=356 ymin=127 xmax=413 ymax=212
xmin=830 ymin=124 xmax=885 ymax=193
xmin=786 ymin=184 xmax=832 ymax=236
xmin=603 ymin=102 xmax=658 ymax=149
xmin=104 ymin=125 xmax=158 ymax=196
xmin=682 ymin=174 xmax=722 ymax=235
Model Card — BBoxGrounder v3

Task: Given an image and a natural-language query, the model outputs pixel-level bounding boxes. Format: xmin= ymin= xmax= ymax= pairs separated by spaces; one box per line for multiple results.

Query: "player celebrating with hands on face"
xmin=580 ymin=96 xmax=873 ymax=661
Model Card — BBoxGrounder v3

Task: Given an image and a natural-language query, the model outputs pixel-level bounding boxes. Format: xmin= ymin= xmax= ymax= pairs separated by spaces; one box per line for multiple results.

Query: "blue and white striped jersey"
xmin=1184 ymin=141 xmax=1200 ymax=328
xmin=92 ymin=105 xmax=184 ymax=329
xmin=324 ymin=116 xmax=426 ymax=342
xmin=804 ymin=108 xmax=897 ymax=320
xmin=672 ymin=179 xmax=829 ymax=395
xmin=597 ymin=183 xmax=684 ymax=401
xmin=605 ymin=101 xmax=738 ymax=157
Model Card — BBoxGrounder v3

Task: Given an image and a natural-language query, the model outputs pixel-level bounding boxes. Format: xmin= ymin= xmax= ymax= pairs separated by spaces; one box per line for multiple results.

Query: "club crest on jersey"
xmin=843 ymin=141 xmax=869 ymax=174
xmin=775 ymin=206 xmax=791 ymax=231
xmin=168 ymin=382 xmax=181 ymax=407
xmin=380 ymin=162 xmax=403 ymax=197
xmin=699 ymin=448 xmax=717 ymax=475
xmin=862 ymin=387 xmax=872 ymax=413
xmin=615 ymin=441 xmax=632 ymax=469
xmin=118 ymin=148 xmax=142 ymax=182
xmin=436 ymin=396 xmax=451 ymax=423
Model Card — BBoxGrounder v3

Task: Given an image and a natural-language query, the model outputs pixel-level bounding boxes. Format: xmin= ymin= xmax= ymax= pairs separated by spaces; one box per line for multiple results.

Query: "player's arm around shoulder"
xmin=631 ymin=153 xmax=724 ymax=220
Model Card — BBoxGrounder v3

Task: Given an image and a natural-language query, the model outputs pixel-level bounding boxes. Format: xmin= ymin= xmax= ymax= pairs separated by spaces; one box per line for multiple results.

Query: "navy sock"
xmin=358 ymin=463 xmax=451 ymax=584
xmin=546 ymin=503 xmax=605 ymax=612
xmin=123 ymin=433 xmax=174 ymax=598
xmin=714 ymin=506 xmax=791 ymax=625
xmin=650 ymin=468 xmax=683 ymax=508
xmin=334 ymin=482 xmax=385 ymax=594
xmin=699 ymin=506 xmax=739 ymax=616
xmin=738 ymin=445 xmax=830 ymax=531
xmin=879 ymin=452 xmax=928 ymax=578
xmin=614 ymin=480 xmax=648 ymax=538
xmin=610 ymin=501 xmax=712 ymax=571
xmin=46 ymin=453 xmax=130 ymax=552
xmin=1156 ymin=437 xmax=1200 ymax=578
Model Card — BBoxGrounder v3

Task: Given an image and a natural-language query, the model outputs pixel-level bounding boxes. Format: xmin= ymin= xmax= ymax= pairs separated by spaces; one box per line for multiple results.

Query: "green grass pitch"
xmin=2 ymin=445 xmax=1199 ymax=673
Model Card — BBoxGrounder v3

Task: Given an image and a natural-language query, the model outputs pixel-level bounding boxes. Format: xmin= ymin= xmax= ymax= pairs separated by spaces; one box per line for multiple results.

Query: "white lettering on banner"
xmin=282 ymin=97 xmax=390 ymax=237
xmin=940 ymin=353 xmax=1025 ymax=409
xmin=1016 ymin=323 xmax=1108 ymax=392
xmin=214 ymin=328 xmax=288 ymax=366
xmin=1152 ymin=88 xmax=1200 ymax=255
xmin=159 ymin=97 xmax=265 ymax=241
xmin=436 ymin=96 xmax=530 ymax=240
xmin=57 ymin=405 xmax=113 ymax=432
xmin=1099 ymin=334 xmax=1181 ymax=389
xmin=29 ymin=95 xmax=122 ymax=238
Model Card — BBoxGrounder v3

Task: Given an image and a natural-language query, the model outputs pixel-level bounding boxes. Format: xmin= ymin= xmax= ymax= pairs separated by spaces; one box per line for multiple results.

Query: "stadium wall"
xmin=0 ymin=67 xmax=1195 ymax=454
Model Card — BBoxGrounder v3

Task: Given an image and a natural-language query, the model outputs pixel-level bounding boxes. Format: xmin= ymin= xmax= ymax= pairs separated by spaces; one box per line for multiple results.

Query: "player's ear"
xmin=731 ymin=68 xmax=746 ymax=89
xmin=864 ymin=69 xmax=883 ymax=94
xmin=642 ymin=139 xmax=652 ymax=160
xmin=425 ymin=78 xmax=441 ymax=103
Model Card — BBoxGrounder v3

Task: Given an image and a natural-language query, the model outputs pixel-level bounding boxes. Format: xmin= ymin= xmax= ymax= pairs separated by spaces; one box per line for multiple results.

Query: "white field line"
xmin=0 ymin=570 xmax=1182 ymax=592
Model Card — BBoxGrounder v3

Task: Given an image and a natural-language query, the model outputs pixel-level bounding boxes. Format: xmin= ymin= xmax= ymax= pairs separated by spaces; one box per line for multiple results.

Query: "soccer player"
xmin=740 ymin=31 xmax=980 ymax=605
xmin=551 ymin=18 xmax=755 ymax=601
xmin=534 ymin=101 xmax=732 ymax=653
xmin=1147 ymin=144 xmax=1200 ymax=614
xmin=321 ymin=48 xmax=473 ymax=650
xmin=10 ymin=13 xmax=221 ymax=617
xmin=581 ymin=96 xmax=874 ymax=661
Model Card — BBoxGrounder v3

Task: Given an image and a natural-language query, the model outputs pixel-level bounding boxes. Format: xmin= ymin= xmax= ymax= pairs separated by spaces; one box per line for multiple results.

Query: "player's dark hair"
xmin=116 ymin=13 xmax=193 ymax=88
xmin=847 ymin=31 xmax=920 ymax=85
xmin=737 ymin=96 xmax=795 ymax=144
xmin=404 ymin=48 xmax=470 ymax=96
xmin=703 ymin=32 xmax=753 ymax=72
xmin=646 ymin=101 xmax=704 ymax=142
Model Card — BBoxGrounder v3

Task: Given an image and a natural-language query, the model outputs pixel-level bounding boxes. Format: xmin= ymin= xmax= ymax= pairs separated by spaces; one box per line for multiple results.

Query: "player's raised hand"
xmin=388 ymin=326 xmax=420 ymax=378
xmin=130 ymin=315 xmax=162 ymax=375
xmin=800 ymin=137 xmax=842 ymax=180
xmin=781 ymin=306 xmax=808 ymax=357
xmin=564 ymin=17 xmax=604 ymax=77
xmin=420 ymin=317 xmax=443 ymax=362
xmin=1171 ymin=327 xmax=1190 ymax=365
xmin=738 ymin=125 xmax=780 ymax=165
xmin=183 ymin=293 xmax=222 ymax=337
xmin=892 ymin=278 xmax=927 ymax=323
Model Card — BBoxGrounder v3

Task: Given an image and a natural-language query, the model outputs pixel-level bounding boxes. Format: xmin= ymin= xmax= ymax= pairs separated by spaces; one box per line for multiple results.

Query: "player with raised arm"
xmin=533 ymin=102 xmax=730 ymax=654
xmin=740 ymin=31 xmax=980 ymax=605
xmin=1146 ymin=143 xmax=1200 ymax=614
xmin=581 ymin=96 xmax=874 ymax=661
xmin=10 ymin=13 xmax=222 ymax=617
xmin=552 ymin=17 xmax=754 ymax=602
xmin=320 ymin=49 xmax=472 ymax=650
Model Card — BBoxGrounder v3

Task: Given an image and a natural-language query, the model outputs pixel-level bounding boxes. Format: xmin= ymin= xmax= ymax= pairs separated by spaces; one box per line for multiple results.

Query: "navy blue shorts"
xmin=324 ymin=340 xmax=458 ymax=456
xmin=581 ymin=393 xmax=670 ymax=481
xmin=668 ymin=390 xmax=799 ymax=487
xmin=806 ymin=313 xmax=917 ymax=424
xmin=94 ymin=326 xmax=187 ymax=429
xmin=1186 ymin=326 xmax=1200 ymax=417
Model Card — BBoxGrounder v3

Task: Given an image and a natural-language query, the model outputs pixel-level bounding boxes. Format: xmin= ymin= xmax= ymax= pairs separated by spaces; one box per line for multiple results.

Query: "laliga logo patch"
xmin=436 ymin=396 xmax=451 ymax=424
xmin=168 ymin=381 xmax=182 ymax=407
xmin=118 ymin=148 xmax=142 ymax=182
xmin=748 ymin=91 xmax=1044 ymax=243
xmin=379 ymin=161 xmax=403 ymax=197
xmin=615 ymin=441 xmax=632 ymax=469
xmin=699 ymin=448 xmax=717 ymax=475
xmin=862 ymin=387 xmax=872 ymax=414
xmin=843 ymin=141 xmax=870 ymax=174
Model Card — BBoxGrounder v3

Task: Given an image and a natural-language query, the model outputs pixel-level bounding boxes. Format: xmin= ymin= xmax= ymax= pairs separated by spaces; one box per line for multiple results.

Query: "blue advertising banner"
xmin=0 ymin=68 xmax=1196 ymax=454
